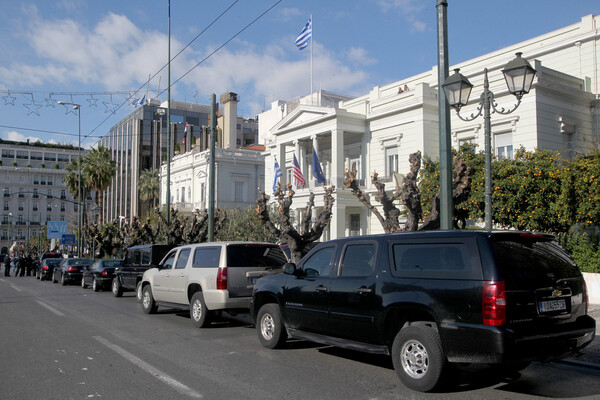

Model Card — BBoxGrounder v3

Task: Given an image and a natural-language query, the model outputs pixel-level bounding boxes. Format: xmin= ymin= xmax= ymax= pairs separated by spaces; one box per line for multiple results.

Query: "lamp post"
xmin=89 ymin=205 xmax=100 ymax=259
xmin=442 ymin=52 xmax=536 ymax=231
xmin=57 ymin=101 xmax=82 ymax=256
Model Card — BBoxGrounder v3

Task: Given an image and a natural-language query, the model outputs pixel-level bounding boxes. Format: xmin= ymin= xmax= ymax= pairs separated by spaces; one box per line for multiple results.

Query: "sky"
xmin=0 ymin=0 xmax=599 ymax=149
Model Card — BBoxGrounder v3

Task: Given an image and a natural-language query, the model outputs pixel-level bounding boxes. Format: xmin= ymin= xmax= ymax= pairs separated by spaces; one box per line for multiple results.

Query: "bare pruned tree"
xmin=256 ymin=183 xmax=335 ymax=262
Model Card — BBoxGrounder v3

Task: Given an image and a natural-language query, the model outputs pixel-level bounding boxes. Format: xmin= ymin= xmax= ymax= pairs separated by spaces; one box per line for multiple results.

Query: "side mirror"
xmin=283 ymin=263 xmax=297 ymax=275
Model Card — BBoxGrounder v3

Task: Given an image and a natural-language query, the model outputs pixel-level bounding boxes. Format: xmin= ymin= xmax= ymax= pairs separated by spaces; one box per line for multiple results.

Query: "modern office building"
xmin=0 ymin=140 xmax=91 ymax=252
xmin=99 ymin=94 xmax=259 ymax=221
xmin=259 ymin=14 xmax=600 ymax=240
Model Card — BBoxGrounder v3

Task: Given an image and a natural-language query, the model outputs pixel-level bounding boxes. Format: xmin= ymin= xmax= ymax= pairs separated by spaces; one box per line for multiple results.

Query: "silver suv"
xmin=140 ymin=242 xmax=287 ymax=327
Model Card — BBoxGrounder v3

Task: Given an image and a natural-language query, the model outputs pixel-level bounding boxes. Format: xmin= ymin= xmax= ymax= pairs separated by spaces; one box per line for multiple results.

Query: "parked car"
xmin=140 ymin=242 xmax=287 ymax=327
xmin=251 ymin=230 xmax=596 ymax=392
xmin=112 ymin=244 xmax=175 ymax=300
xmin=38 ymin=258 xmax=62 ymax=281
xmin=53 ymin=258 xmax=93 ymax=285
xmin=81 ymin=259 xmax=124 ymax=292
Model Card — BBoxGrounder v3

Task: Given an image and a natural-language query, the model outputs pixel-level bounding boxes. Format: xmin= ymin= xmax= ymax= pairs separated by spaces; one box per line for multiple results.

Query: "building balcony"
xmin=3 ymin=193 xmax=10 ymax=197
xmin=18 ymin=194 xmax=24 ymax=198
xmin=172 ymin=202 xmax=195 ymax=213
xmin=15 ymin=221 xmax=27 ymax=226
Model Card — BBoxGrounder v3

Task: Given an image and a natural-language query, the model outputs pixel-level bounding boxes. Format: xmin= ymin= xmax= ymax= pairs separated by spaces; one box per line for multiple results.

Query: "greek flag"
xmin=133 ymin=95 xmax=145 ymax=107
xmin=295 ymin=18 xmax=312 ymax=50
xmin=273 ymin=157 xmax=283 ymax=193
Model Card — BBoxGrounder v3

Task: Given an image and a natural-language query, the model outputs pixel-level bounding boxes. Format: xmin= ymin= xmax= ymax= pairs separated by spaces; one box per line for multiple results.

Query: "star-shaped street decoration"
xmin=61 ymin=96 xmax=78 ymax=115
xmin=23 ymin=94 xmax=43 ymax=116
xmin=103 ymin=98 xmax=118 ymax=114
xmin=3 ymin=91 xmax=16 ymax=105
xmin=44 ymin=95 xmax=56 ymax=108
xmin=87 ymin=95 xmax=99 ymax=107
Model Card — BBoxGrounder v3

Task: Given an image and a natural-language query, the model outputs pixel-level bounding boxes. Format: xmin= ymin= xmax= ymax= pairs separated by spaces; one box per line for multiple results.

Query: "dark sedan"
xmin=81 ymin=259 xmax=124 ymax=292
xmin=53 ymin=258 xmax=93 ymax=285
xmin=38 ymin=258 xmax=62 ymax=281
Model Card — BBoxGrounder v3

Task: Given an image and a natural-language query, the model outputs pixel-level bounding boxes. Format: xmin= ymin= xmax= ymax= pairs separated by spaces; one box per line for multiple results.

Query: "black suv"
xmin=112 ymin=244 xmax=175 ymax=300
xmin=251 ymin=230 xmax=595 ymax=392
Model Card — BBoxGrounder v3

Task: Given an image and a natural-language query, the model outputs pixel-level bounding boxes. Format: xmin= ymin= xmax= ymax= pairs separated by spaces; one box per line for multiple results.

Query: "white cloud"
xmin=278 ymin=8 xmax=303 ymax=21
xmin=347 ymin=47 xmax=377 ymax=66
xmin=2 ymin=130 xmax=57 ymax=144
xmin=375 ymin=0 xmax=428 ymax=32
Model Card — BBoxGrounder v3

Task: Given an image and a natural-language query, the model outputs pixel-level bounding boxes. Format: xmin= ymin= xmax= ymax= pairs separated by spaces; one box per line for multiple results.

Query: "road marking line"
xmin=35 ymin=300 xmax=65 ymax=317
xmin=93 ymin=336 xmax=203 ymax=399
xmin=10 ymin=284 xmax=23 ymax=292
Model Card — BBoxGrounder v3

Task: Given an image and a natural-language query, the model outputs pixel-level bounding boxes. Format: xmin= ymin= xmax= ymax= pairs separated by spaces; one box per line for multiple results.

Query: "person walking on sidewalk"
xmin=3 ymin=254 xmax=10 ymax=277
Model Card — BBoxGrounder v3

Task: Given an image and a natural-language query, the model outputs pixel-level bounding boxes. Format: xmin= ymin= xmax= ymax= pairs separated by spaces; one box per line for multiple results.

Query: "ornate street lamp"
xmin=442 ymin=52 xmax=536 ymax=231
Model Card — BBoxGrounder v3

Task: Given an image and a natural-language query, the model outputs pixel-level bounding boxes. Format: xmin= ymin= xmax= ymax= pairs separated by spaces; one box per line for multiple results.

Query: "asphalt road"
xmin=1 ymin=275 xmax=599 ymax=400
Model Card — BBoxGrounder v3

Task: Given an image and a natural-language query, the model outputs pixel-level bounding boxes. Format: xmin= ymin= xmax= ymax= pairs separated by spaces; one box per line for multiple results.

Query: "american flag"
xmin=292 ymin=154 xmax=306 ymax=187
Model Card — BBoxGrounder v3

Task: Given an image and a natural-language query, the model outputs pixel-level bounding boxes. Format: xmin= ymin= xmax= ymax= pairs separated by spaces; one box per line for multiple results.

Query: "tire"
xmin=61 ymin=274 xmax=67 ymax=286
xmin=81 ymin=277 xmax=88 ymax=289
xmin=256 ymin=303 xmax=287 ymax=349
xmin=52 ymin=272 xmax=58 ymax=283
xmin=190 ymin=292 xmax=211 ymax=328
xmin=136 ymin=281 xmax=143 ymax=303
xmin=92 ymin=278 xmax=100 ymax=292
xmin=141 ymin=285 xmax=158 ymax=314
xmin=392 ymin=324 xmax=446 ymax=392
xmin=112 ymin=277 xmax=123 ymax=297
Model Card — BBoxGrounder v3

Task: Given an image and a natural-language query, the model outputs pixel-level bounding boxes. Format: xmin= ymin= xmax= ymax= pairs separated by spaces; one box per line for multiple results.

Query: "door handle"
xmin=179 ymin=274 xmax=185 ymax=278
xmin=165 ymin=273 xmax=170 ymax=278
xmin=315 ymin=285 xmax=328 ymax=292
xmin=357 ymin=287 xmax=372 ymax=294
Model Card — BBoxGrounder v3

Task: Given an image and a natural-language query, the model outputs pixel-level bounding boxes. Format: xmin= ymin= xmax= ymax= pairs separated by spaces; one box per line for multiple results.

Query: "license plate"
xmin=249 ymin=278 xmax=257 ymax=284
xmin=539 ymin=299 xmax=566 ymax=313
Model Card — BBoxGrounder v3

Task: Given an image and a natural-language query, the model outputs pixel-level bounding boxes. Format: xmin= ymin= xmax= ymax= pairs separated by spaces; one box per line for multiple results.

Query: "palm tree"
xmin=138 ymin=169 xmax=160 ymax=218
xmin=82 ymin=146 xmax=116 ymax=224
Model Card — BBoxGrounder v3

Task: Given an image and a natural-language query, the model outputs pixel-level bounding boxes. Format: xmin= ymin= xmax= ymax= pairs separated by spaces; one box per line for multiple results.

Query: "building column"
xmin=331 ymin=129 xmax=344 ymax=187
xmin=330 ymin=203 xmax=346 ymax=240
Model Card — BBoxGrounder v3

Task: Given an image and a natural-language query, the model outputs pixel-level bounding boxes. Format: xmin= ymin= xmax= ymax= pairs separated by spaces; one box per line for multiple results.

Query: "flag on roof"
xmin=312 ymin=137 xmax=326 ymax=185
xmin=292 ymin=154 xmax=306 ymax=188
xmin=295 ymin=18 xmax=312 ymax=50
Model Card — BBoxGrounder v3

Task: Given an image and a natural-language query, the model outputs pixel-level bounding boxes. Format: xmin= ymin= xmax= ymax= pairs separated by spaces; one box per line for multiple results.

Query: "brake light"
xmin=101 ymin=269 xmax=109 ymax=277
xmin=483 ymin=281 xmax=506 ymax=326
xmin=43 ymin=266 xmax=48 ymax=271
xmin=216 ymin=267 xmax=227 ymax=290
xmin=67 ymin=266 xmax=78 ymax=272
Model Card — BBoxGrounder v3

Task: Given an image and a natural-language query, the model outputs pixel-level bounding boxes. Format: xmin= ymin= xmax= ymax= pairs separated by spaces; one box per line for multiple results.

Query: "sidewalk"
xmin=564 ymin=305 xmax=600 ymax=366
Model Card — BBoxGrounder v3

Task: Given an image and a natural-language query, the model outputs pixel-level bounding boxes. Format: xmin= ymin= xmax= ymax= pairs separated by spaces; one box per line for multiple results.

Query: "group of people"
xmin=3 ymin=253 xmax=39 ymax=277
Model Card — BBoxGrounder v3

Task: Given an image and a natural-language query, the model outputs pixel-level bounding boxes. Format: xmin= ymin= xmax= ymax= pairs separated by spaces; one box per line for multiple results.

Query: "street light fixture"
xmin=442 ymin=52 xmax=536 ymax=231
xmin=57 ymin=100 xmax=83 ymax=257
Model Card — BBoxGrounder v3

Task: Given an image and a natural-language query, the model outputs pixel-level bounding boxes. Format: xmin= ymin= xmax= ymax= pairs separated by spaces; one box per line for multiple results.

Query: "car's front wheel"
xmin=112 ymin=277 xmax=123 ymax=297
xmin=81 ymin=277 xmax=88 ymax=289
xmin=256 ymin=303 xmax=287 ymax=349
xmin=190 ymin=292 xmax=211 ymax=328
xmin=136 ymin=281 xmax=143 ymax=303
xmin=141 ymin=285 xmax=157 ymax=314
xmin=392 ymin=324 xmax=446 ymax=392
xmin=92 ymin=278 xmax=100 ymax=292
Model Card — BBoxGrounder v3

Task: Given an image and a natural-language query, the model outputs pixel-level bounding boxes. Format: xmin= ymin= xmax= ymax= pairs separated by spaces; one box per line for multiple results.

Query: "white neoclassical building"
xmin=259 ymin=14 xmax=600 ymax=241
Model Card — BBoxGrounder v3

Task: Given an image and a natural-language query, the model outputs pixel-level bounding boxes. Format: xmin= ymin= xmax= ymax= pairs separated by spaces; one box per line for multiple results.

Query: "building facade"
xmin=0 ymin=140 xmax=91 ymax=252
xmin=99 ymin=95 xmax=259 ymax=222
xmin=259 ymin=14 xmax=600 ymax=240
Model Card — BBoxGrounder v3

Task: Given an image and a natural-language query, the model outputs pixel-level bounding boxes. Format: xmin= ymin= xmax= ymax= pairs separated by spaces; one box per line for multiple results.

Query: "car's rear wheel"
xmin=61 ymin=274 xmax=67 ymax=286
xmin=141 ymin=285 xmax=157 ymax=314
xmin=81 ymin=277 xmax=87 ymax=289
xmin=256 ymin=303 xmax=287 ymax=349
xmin=52 ymin=272 xmax=58 ymax=283
xmin=92 ymin=278 xmax=100 ymax=292
xmin=190 ymin=292 xmax=211 ymax=328
xmin=112 ymin=277 xmax=123 ymax=297
xmin=392 ymin=324 xmax=445 ymax=392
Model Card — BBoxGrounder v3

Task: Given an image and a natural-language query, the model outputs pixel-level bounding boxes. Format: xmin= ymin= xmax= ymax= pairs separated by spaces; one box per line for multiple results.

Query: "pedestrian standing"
xmin=3 ymin=254 xmax=10 ymax=277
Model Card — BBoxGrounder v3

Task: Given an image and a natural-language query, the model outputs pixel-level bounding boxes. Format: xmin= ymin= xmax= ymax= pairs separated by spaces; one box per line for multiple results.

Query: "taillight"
xmin=216 ymin=267 xmax=228 ymax=290
xmin=583 ymin=279 xmax=589 ymax=314
xmin=67 ymin=266 xmax=78 ymax=272
xmin=101 ymin=269 xmax=109 ymax=277
xmin=483 ymin=281 xmax=506 ymax=326
xmin=43 ymin=266 xmax=48 ymax=271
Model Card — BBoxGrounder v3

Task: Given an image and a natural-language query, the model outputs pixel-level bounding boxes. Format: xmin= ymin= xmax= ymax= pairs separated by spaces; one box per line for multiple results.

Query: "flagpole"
xmin=310 ymin=14 xmax=313 ymax=104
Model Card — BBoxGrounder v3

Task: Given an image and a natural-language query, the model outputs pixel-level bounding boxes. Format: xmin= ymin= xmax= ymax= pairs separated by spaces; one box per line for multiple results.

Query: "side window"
xmin=161 ymin=252 xmax=176 ymax=270
xmin=393 ymin=244 xmax=466 ymax=272
xmin=340 ymin=243 xmax=376 ymax=277
xmin=141 ymin=250 xmax=151 ymax=265
xmin=175 ymin=249 xmax=190 ymax=269
xmin=301 ymin=246 xmax=336 ymax=277
xmin=192 ymin=247 xmax=221 ymax=268
xmin=132 ymin=250 xmax=141 ymax=265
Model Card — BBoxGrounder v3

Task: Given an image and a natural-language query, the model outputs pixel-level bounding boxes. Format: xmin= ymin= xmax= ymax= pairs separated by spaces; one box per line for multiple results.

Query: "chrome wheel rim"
xmin=137 ymin=283 xmax=142 ymax=300
xmin=92 ymin=279 xmax=97 ymax=291
xmin=401 ymin=339 xmax=429 ymax=379
xmin=260 ymin=313 xmax=275 ymax=340
xmin=192 ymin=300 xmax=202 ymax=321
xmin=142 ymin=290 xmax=151 ymax=309
xmin=112 ymin=280 xmax=118 ymax=294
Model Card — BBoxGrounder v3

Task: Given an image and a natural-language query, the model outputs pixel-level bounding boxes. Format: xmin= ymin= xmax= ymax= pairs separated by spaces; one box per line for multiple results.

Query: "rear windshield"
xmin=102 ymin=260 xmax=123 ymax=268
xmin=226 ymin=245 xmax=287 ymax=268
xmin=491 ymin=239 xmax=579 ymax=287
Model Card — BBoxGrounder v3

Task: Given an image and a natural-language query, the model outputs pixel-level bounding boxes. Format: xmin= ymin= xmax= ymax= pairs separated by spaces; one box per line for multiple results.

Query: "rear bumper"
xmin=96 ymin=277 xmax=113 ymax=287
xmin=441 ymin=315 xmax=596 ymax=364
xmin=204 ymin=290 xmax=251 ymax=311
xmin=64 ymin=272 xmax=83 ymax=283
